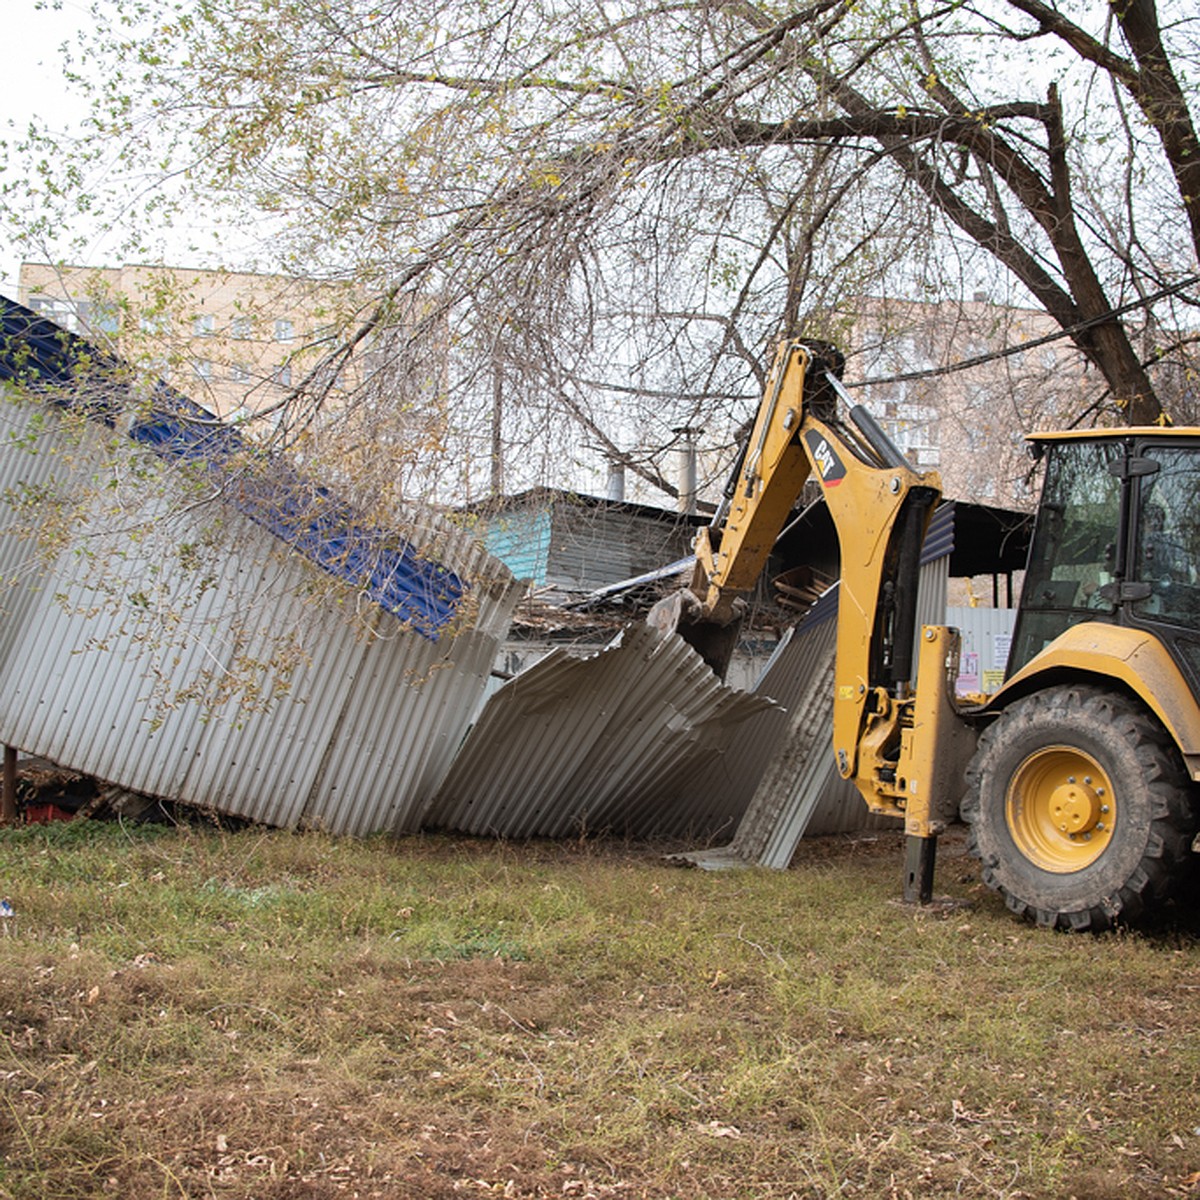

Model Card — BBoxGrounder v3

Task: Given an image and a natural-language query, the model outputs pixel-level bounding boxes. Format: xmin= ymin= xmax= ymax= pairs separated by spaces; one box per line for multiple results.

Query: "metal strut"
xmin=903 ymin=834 xmax=938 ymax=905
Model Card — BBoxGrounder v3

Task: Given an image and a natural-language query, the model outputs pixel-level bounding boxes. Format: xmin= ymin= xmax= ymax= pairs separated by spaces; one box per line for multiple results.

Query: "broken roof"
xmin=0 ymin=294 xmax=470 ymax=638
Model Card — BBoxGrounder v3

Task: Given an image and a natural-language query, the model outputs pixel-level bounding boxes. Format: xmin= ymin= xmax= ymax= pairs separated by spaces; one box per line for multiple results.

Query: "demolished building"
xmin=0 ymin=296 xmax=1031 ymax=863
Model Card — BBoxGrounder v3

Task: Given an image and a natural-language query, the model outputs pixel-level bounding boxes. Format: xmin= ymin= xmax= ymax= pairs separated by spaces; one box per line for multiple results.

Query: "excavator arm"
xmin=653 ymin=339 xmax=972 ymax=899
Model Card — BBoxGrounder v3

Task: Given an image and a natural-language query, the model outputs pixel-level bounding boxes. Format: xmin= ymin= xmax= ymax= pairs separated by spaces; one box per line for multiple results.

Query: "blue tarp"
xmin=0 ymin=294 xmax=465 ymax=638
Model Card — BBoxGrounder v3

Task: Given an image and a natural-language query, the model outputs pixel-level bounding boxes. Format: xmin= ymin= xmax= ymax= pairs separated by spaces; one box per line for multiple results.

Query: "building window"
xmin=229 ymin=362 xmax=249 ymax=383
xmin=230 ymin=316 xmax=253 ymax=340
xmin=192 ymin=313 xmax=215 ymax=337
xmin=274 ymin=363 xmax=292 ymax=387
xmin=274 ymin=318 xmax=294 ymax=343
xmin=29 ymin=296 xmax=86 ymax=333
xmin=193 ymin=359 xmax=212 ymax=381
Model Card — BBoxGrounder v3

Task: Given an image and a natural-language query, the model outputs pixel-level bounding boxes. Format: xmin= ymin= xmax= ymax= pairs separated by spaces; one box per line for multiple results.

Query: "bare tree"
xmin=8 ymin=0 xmax=1198 ymax=503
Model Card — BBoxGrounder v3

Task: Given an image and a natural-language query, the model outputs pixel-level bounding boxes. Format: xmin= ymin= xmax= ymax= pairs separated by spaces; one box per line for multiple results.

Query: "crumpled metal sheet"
xmin=0 ymin=292 xmax=525 ymax=836
xmin=426 ymin=622 xmax=786 ymax=840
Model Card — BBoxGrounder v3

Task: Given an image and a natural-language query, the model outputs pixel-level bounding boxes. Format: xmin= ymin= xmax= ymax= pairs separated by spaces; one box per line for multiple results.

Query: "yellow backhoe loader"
xmin=651 ymin=338 xmax=1199 ymax=929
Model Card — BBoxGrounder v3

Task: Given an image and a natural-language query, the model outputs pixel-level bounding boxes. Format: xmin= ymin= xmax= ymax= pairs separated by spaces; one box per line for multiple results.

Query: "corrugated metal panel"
xmin=723 ymin=620 xmax=843 ymax=864
xmin=675 ymin=538 xmax=953 ymax=868
xmin=6 ymin=545 xmax=344 ymax=823
xmin=945 ymin=604 xmax=1016 ymax=694
xmin=308 ymin=626 xmax=507 ymax=835
xmin=0 ymin=397 xmax=86 ymax=649
xmin=920 ymin=501 xmax=956 ymax=566
xmin=0 ymin=296 xmax=471 ymax=637
xmin=0 ymin=307 xmax=525 ymax=834
xmin=914 ymin=555 xmax=950 ymax=684
xmin=745 ymin=613 xmax=895 ymax=846
xmin=753 ymin=625 xmax=897 ymax=850
xmin=670 ymin=620 xmax=888 ymax=870
xmin=426 ymin=622 xmax=781 ymax=840
xmin=755 ymin=550 xmax=949 ymax=846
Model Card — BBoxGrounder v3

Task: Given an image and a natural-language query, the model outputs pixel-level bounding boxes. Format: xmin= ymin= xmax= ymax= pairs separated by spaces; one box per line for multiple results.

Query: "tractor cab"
xmin=1008 ymin=428 xmax=1200 ymax=698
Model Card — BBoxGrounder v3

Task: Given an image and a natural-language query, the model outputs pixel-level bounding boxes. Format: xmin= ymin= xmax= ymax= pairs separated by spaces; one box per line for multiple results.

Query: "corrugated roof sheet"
xmin=426 ymin=622 xmax=782 ymax=840
xmin=0 ymin=295 xmax=467 ymax=638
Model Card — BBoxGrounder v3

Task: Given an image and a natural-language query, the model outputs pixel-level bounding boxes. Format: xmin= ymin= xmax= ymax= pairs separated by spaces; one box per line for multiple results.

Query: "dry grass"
xmin=0 ymin=819 xmax=1198 ymax=1199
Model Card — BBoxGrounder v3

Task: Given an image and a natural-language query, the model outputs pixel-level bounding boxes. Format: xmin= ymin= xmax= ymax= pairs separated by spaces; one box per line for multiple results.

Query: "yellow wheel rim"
xmin=1005 ymin=745 xmax=1116 ymax=873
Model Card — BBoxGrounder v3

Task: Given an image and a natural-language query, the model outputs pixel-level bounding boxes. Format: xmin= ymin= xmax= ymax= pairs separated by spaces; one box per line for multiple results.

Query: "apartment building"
xmin=18 ymin=262 xmax=361 ymax=422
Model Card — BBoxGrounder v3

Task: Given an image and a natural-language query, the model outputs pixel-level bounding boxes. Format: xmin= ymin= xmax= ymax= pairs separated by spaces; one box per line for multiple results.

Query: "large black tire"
xmin=963 ymin=684 xmax=1197 ymax=931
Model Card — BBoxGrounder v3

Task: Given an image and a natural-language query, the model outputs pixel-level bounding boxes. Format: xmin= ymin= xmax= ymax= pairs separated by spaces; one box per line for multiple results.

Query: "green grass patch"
xmin=0 ymin=822 xmax=1197 ymax=1197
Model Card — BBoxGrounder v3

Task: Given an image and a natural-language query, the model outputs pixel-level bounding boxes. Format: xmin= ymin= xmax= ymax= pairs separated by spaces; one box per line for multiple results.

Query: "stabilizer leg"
xmin=903 ymin=834 xmax=937 ymax=905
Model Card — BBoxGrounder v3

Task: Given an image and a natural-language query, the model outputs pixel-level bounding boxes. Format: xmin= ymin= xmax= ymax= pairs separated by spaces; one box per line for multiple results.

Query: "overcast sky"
xmin=3 ymin=0 xmax=266 ymax=298
xmin=2 ymin=0 xmax=95 ymax=295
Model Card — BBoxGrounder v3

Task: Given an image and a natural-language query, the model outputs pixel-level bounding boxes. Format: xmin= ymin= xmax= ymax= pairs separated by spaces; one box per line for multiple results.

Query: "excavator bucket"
xmin=646 ymin=589 xmax=745 ymax=682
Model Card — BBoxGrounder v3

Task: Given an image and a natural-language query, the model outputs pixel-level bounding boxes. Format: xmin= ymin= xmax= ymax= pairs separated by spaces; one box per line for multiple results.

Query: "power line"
xmin=841 ymin=275 xmax=1200 ymax=390
xmin=577 ymin=274 xmax=1200 ymax=400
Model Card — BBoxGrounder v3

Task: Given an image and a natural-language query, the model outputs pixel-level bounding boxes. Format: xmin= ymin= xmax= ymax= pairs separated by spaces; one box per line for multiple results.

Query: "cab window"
xmin=1132 ymin=447 xmax=1200 ymax=628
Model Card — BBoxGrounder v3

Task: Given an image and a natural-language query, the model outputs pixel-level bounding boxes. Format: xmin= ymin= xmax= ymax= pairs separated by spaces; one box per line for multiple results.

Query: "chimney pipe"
xmin=606 ymin=460 xmax=626 ymax=502
xmin=673 ymin=426 xmax=701 ymax=515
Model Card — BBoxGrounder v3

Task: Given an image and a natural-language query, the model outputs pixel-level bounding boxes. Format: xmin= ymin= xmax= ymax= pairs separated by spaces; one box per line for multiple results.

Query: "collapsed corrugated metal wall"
xmin=0 ymin=297 xmax=524 ymax=834
xmin=0 ymin=297 xmax=791 ymax=843
xmin=678 ymin=504 xmax=956 ymax=868
xmin=426 ymin=622 xmax=784 ymax=839
xmin=0 ymin=295 xmax=975 ymax=852
xmin=426 ymin=504 xmax=958 ymax=851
